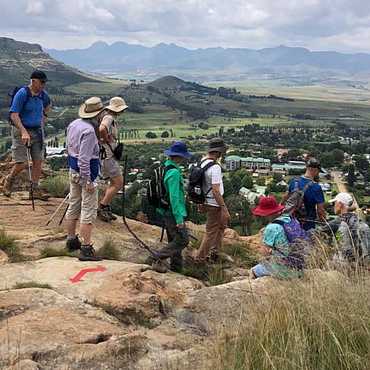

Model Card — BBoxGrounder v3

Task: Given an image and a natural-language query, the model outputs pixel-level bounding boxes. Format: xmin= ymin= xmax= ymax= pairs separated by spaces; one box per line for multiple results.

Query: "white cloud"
xmin=26 ymin=0 xmax=45 ymax=16
xmin=1 ymin=0 xmax=370 ymax=53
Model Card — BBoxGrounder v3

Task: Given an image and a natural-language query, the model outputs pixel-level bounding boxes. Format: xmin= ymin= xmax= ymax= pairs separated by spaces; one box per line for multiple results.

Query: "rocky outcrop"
xmin=0 ymin=250 xmax=8 ymax=265
xmin=0 ymin=256 xmax=262 ymax=369
xmin=0 ymin=195 xmax=321 ymax=369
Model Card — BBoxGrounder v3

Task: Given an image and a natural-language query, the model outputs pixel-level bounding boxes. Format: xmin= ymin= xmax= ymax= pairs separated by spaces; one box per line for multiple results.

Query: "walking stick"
xmin=45 ymin=193 xmax=70 ymax=226
xmin=59 ymin=202 xmax=69 ymax=226
xmin=121 ymin=155 xmax=161 ymax=258
xmin=26 ymin=146 xmax=35 ymax=211
xmin=160 ymin=224 xmax=166 ymax=242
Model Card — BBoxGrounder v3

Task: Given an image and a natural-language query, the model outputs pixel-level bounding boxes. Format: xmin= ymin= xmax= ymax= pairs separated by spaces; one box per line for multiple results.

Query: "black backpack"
xmin=187 ymin=159 xmax=219 ymax=204
xmin=7 ymin=86 xmax=31 ymax=124
xmin=284 ymin=177 xmax=314 ymax=219
xmin=146 ymin=163 xmax=176 ymax=209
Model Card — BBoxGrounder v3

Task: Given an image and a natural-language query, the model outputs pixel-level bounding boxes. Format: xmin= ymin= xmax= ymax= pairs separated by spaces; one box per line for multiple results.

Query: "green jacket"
xmin=157 ymin=159 xmax=187 ymax=224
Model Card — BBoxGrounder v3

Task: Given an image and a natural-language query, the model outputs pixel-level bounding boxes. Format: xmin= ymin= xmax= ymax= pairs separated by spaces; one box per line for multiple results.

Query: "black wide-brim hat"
xmin=208 ymin=137 xmax=227 ymax=153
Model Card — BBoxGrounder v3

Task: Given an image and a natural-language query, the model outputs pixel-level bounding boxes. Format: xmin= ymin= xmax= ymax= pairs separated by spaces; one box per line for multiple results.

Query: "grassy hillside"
xmin=0 ymin=37 xmax=104 ymax=110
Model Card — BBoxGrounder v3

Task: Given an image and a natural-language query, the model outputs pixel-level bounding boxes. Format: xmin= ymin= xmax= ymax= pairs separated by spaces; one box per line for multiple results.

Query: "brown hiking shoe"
xmin=29 ymin=188 xmax=49 ymax=201
xmin=97 ymin=206 xmax=112 ymax=222
xmin=3 ymin=175 xmax=14 ymax=197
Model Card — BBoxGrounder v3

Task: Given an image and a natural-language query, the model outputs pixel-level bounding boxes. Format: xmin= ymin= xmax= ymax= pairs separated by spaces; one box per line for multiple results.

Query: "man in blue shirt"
xmin=3 ymin=70 xmax=51 ymax=200
xmin=287 ymin=158 xmax=326 ymax=230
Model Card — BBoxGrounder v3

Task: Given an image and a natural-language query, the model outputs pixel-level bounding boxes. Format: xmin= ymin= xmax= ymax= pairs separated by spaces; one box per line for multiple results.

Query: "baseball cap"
xmin=30 ymin=70 xmax=48 ymax=82
xmin=306 ymin=157 xmax=321 ymax=169
xmin=329 ymin=192 xmax=353 ymax=207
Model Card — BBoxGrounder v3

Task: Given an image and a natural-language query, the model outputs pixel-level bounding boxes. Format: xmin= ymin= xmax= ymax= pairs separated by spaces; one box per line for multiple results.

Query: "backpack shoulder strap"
xmin=290 ymin=177 xmax=300 ymax=192
xmin=302 ymin=179 xmax=315 ymax=193
xmin=10 ymin=86 xmax=30 ymax=101
xmin=164 ymin=164 xmax=176 ymax=170
xmin=8 ymin=86 xmax=31 ymax=123
xmin=272 ymin=219 xmax=285 ymax=227
xmin=23 ymin=85 xmax=32 ymax=99
xmin=202 ymin=160 xmax=218 ymax=172
xmin=201 ymin=160 xmax=221 ymax=197
xmin=161 ymin=164 xmax=177 ymax=200
xmin=163 ymin=164 xmax=177 ymax=176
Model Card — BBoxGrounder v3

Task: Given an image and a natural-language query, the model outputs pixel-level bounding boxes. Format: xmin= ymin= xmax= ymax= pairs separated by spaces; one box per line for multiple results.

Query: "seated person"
xmin=319 ymin=192 xmax=370 ymax=264
xmin=250 ymin=196 xmax=304 ymax=279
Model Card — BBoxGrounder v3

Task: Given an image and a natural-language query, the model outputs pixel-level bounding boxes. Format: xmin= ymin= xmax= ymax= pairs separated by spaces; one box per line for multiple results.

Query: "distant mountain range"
xmin=47 ymin=41 xmax=370 ymax=82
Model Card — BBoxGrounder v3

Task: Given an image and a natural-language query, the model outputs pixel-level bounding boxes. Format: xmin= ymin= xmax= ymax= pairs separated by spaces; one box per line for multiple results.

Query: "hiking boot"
xmin=3 ymin=175 xmax=14 ymax=197
xmin=208 ymin=252 xmax=234 ymax=264
xmin=107 ymin=206 xmax=117 ymax=221
xmin=78 ymin=245 xmax=103 ymax=262
xmin=97 ymin=205 xmax=112 ymax=223
xmin=66 ymin=236 xmax=82 ymax=252
xmin=29 ymin=188 xmax=49 ymax=201
xmin=145 ymin=253 xmax=168 ymax=273
xmin=151 ymin=259 xmax=168 ymax=273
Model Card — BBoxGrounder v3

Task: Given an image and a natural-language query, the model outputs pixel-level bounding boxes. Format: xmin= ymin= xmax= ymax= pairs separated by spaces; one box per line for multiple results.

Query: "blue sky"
xmin=1 ymin=0 xmax=370 ymax=52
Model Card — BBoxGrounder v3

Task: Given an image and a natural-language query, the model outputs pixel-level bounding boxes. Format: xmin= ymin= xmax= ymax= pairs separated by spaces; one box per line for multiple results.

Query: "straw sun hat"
xmin=78 ymin=97 xmax=105 ymax=119
xmin=105 ymin=96 xmax=128 ymax=113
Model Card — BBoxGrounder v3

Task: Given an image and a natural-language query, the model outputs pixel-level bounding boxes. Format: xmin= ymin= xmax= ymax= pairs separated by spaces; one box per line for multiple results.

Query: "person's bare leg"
xmin=31 ymin=160 xmax=43 ymax=184
xmin=67 ymin=219 xmax=78 ymax=238
xmin=100 ymin=175 xmax=123 ymax=206
xmin=80 ymin=223 xmax=93 ymax=245
xmin=3 ymin=162 xmax=27 ymax=196
xmin=9 ymin=162 xmax=27 ymax=178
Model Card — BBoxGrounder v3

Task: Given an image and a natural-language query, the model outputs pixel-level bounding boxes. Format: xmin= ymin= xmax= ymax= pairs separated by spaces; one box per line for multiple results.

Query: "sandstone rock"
xmin=238 ymin=231 xmax=263 ymax=256
xmin=32 ymin=333 xmax=147 ymax=370
xmin=0 ymin=196 xmax=164 ymax=263
xmin=0 ymin=288 xmax=138 ymax=368
xmin=0 ymin=250 xmax=8 ymax=265
xmin=223 ymin=228 xmax=241 ymax=244
xmin=5 ymin=359 xmax=40 ymax=370
xmin=176 ymin=279 xmax=258 ymax=335
xmin=1 ymin=192 xmax=360 ymax=370
xmin=89 ymin=268 xmax=203 ymax=328
xmin=0 ymin=257 xmax=147 ymax=298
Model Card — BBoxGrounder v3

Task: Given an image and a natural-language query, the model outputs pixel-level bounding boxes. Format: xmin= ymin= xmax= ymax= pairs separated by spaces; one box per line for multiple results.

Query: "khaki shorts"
xmin=11 ymin=126 xmax=45 ymax=163
xmin=65 ymin=171 xmax=98 ymax=224
xmin=101 ymin=157 xmax=121 ymax=179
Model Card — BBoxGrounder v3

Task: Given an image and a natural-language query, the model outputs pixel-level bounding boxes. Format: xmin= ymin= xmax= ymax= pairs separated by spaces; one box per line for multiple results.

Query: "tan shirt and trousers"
xmin=196 ymin=159 xmax=227 ymax=261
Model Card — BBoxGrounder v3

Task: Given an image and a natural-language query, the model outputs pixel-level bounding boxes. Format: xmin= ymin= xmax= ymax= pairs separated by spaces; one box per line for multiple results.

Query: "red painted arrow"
xmin=69 ymin=265 xmax=107 ymax=283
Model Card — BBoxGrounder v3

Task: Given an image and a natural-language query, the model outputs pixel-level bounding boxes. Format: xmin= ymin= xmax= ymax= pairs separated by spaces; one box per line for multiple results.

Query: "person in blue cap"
xmin=147 ymin=141 xmax=191 ymax=272
xmin=4 ymin=70 xmax=51 ymax=200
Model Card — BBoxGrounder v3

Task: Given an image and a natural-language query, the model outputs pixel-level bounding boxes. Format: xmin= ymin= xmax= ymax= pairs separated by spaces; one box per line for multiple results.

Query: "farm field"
xmin=207 ymin=79 xmax=370 ymax=104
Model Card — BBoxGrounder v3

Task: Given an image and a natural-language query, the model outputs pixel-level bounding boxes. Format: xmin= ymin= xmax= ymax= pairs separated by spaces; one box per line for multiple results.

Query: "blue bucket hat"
xmin=164 ymin=141 xmax=192 ymax=159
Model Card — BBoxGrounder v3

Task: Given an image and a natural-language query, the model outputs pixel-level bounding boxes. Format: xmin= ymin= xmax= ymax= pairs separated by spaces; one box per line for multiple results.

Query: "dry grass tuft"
xmin=209 ymin=268 xmax=370 ymax=370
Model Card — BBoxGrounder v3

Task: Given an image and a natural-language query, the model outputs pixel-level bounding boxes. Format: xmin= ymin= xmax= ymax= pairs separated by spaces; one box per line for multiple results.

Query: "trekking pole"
xmin=26 ymin=145 xmax=35 ymax=211
xmin=45 ymin=193 xmax=70 ymax=226
xmin=121 ymin=155 xmax=160 ymax=258
xmin=160 ymin=224 xmax=166 ymax=242
xmin=58 ymin=202 xmax=69 ymax=226
xmin=189 ymin=234 xmax=199 ymax=241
